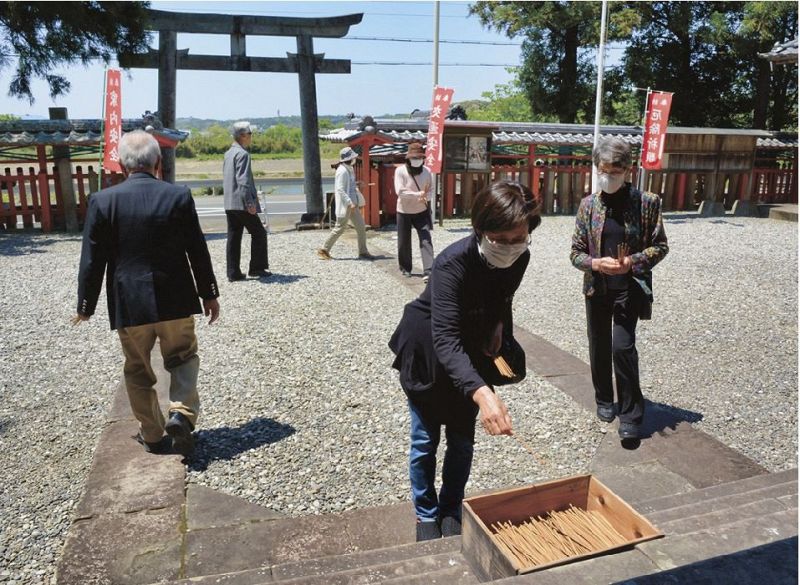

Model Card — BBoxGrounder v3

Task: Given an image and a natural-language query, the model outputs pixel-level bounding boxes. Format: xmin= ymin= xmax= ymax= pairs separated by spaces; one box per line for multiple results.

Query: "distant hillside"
xmin=175 ymin=111 xmax=438 ymax=131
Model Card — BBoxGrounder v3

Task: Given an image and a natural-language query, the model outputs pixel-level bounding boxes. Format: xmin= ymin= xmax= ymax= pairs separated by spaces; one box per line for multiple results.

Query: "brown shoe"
xmin=317 ymin=248 xmax=332 ymax=260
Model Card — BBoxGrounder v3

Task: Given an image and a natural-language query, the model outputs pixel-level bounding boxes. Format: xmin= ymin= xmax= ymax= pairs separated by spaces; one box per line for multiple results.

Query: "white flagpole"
xmin=591 ymin=0 xmax=609 ymax=193
xmin=432 ymin=0 xmax=440 ymax=227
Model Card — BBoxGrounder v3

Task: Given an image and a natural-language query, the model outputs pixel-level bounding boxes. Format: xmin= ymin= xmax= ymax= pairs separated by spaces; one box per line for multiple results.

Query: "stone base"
xmin=296 ymin=212 xmax=327 ymax=231
xmin=731 ymin=199 xmax=760 ymax=217
xmin=698 ymin=200 xmax=726 ymax=217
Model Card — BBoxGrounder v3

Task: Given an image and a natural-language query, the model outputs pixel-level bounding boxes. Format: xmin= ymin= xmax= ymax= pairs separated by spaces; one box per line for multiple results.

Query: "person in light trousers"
xmin=317 ymin=147 xmax=375 ymax=261
xmin=394 ymin=142 xmax=434 ymax=282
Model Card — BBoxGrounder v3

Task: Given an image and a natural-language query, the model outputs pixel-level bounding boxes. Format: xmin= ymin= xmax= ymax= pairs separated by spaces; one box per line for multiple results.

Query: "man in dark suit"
xmin=75 ymin=130 xmax=220 ymax=457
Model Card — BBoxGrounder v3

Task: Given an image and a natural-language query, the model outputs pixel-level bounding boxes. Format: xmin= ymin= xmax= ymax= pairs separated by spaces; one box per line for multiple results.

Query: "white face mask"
xmin=479 ymin=235 xmax=530 ymax=269
xmin=409 ymin=158 xmax=424 ymax=168
xmin=597 ymin=172 xmax=625 ymax=194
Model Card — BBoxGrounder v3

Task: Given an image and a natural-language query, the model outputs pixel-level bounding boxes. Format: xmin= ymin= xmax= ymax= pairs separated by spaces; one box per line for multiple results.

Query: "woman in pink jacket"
xmin=394 ymin=143 xmax=434 ymax=282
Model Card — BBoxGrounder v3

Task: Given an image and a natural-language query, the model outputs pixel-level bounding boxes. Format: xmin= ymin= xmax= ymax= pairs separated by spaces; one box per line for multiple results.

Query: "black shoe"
xmin=618 ymin=421 xmax=640 ymax=439
xmin=165 ymin=412 xmax=195 ymax=457
xmin=400 ymin=270 xmax=411 ymax=277
xmin=440 ymin=516 xmax=462 ymax=537
xmin=135 ymin=433 xmax=173 ymax=455
xmin=248 ymin=269 xmax=272 ymax=278
xmin=416 ymin=520 xmax=442 ymax=542
xmin=597 ymin=405 xmax=615 ymax=423
xmin=227 ymin=273 xmax=246 ymax=282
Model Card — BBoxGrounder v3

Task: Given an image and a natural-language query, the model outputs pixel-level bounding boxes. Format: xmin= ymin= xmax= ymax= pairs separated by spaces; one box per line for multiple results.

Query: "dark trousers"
xmin=397 ymin=209 xmax=433 ymax=275
xmin=226 ymin=210 xmax=268 ymax=278
xmin=586 ymin=287 xmax=644 ymax=424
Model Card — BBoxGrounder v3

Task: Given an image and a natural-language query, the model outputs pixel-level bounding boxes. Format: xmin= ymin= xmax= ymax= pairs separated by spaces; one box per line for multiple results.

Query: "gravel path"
xmin=0 ymin=213 xmax=795 ymax=583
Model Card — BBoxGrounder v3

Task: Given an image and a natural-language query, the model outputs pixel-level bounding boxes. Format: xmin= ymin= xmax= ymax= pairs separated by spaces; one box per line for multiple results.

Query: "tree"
xmin=470 ymin=1 xmax=638 ymax=124
xmin=620 ymin=1 xmax=797 ymax=129
xmin=466 ymin=74 xmax=534 ymax=122
xmin=0 ymin=2 xmax=151 ymax=103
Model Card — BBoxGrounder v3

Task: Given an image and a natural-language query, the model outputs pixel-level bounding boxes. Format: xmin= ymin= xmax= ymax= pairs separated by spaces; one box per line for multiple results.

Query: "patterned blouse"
xmin=570 ymin=185 xmax=669 ymax=304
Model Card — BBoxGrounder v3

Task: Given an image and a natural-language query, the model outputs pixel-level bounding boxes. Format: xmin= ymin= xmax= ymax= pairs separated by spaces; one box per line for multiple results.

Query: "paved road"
xmin=194 ymin=193 xmax=319 ymax=232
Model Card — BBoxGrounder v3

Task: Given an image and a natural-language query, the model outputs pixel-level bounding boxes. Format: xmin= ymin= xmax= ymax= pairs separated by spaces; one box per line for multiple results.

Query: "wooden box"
xmin=462 ymin=474 xmax=663 ymax=581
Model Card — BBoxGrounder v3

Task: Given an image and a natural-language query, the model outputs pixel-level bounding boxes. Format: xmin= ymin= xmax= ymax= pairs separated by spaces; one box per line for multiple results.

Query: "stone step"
xmin=380 ymin=563 xmax=479 ymax=585
xmin=159 ymin=536 xmax=460 ymax=585
xmin=636 ymin=467 xmax=797 ymax=515
xmin=486 ymin=507 xmax=797 ymax=584
xmin=273 ymin=550 xmax=472 ymax=585
xmin=647 ymin=480 xmax=796 ymax=528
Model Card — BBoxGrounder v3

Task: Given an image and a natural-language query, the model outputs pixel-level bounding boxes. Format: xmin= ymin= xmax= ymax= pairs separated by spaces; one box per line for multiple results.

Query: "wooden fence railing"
xmin=0 ymin=165 xmax=124 ymax=231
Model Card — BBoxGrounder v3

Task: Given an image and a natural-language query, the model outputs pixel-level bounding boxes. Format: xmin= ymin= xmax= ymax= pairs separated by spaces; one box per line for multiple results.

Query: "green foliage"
xmin=0 ymin=2 xmax=151 ymax=103
xmin=470 ymin=1 xmax=797 ymax=130
xmin=175 ymin=123 xmax=343 ymax=159
xmin=466 ymin=73 xmax=534 ymax=122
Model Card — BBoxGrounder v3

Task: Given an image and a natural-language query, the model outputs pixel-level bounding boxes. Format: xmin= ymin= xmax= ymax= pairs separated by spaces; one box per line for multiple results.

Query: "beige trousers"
xmin=117 ymin=316 xmax=200 ymax=443
xmin=323 ymin=206 xmax=368 ymax=255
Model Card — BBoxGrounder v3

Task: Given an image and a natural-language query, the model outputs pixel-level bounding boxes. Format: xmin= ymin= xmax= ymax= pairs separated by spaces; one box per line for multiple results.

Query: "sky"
xmin=0 ymin=0 xmax=525 ymax=121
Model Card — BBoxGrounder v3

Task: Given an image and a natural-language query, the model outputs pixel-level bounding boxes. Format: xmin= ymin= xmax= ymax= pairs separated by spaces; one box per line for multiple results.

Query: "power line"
xmin=344 ymin=36 xmax=520 ymax=46
xmin=351 ymin=61 xmax=518 ymax=67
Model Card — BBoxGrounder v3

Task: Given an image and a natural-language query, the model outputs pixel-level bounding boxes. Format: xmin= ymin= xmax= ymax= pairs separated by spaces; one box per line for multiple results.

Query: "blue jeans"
xmin=408 ymin=399 xmax=475 ymax=522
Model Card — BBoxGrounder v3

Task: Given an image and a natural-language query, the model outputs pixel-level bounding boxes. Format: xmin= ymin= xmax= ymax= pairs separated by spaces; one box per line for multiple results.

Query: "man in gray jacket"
xmin=223 ymin=121 xmax=270 ymax=281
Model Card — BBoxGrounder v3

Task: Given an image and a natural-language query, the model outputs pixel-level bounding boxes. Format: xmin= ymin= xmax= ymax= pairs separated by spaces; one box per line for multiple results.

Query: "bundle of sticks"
xmin=616 ymin=242 xmax=630 ymax=261
xmin=494 ymin=355 xmax=515 ymax=378
xmin=491 ymin=504 xmax=627 ymax=568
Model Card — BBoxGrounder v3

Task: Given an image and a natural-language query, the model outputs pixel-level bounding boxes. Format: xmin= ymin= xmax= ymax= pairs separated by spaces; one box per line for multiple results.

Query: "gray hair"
xmin=592 ymin=137 xmax=632 ymax=168
xmin=118 ymin=130 xmax=161 ymax=171
xmin=232 ymin=121 xmax=252 ymax=138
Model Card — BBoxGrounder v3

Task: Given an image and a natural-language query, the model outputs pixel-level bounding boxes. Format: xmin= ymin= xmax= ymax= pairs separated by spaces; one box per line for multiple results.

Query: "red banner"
xmin=425 ymin=86 xmax=454 ymax=174
xmin=640 ymin=92 xmax=673 ymax=170
xmin=103 ymin=69 xmax=123 ymax=173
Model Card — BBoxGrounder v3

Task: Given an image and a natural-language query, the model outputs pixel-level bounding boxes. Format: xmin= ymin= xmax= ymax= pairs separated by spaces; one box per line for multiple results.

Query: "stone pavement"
xmin=54 ymin=231 xmax=797 ymax=584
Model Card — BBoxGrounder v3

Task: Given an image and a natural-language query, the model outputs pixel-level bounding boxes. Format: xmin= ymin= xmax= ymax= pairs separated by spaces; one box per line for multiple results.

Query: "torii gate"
xmin=119 ymin=8 xmax=363 ymax=226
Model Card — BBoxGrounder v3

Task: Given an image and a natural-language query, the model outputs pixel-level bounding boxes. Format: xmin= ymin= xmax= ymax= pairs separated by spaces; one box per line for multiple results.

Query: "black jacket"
xmin=77 ymin=172 xmax=219 ymax=330
xmin=389 ymin=232 xmax=529 ymax=399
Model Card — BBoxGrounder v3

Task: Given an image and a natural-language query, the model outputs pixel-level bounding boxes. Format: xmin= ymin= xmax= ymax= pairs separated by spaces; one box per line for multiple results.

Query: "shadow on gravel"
xmin=0 ymin=233 xmax=82 ymax=255
xmin=256 ymin=274 xmax=308 ymax=285
xmin=188 ymin=417 xmax=296 ymax=472
xmin=640 ymin=399 xmax=704 ymax=439
xmin=0 ymin=417 xmax=11 ymax=436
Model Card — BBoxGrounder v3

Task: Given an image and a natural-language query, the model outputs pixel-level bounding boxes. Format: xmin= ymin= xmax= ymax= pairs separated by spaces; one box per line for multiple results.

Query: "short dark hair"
xmin=471 ymin=180 xmax=542 ymax=235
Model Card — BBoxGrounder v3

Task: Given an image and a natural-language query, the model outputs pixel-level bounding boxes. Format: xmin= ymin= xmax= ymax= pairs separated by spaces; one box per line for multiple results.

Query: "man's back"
xmin=78 ymin=172 xmax=217 ymax=330
xmin=223 ymin=142 xmax=255 ymax=211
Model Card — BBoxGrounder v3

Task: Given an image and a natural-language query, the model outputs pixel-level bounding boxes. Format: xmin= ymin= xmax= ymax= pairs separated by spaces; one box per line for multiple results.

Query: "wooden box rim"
xmin=462 ymin=473 xmax=664 ymax=575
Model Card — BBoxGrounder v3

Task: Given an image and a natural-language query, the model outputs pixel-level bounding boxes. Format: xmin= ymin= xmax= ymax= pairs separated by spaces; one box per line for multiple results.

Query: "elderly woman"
xmin=570 ymin=137 xmax=669 ymax=440
xmin=390 ymin=181 xmax=541 ymax=541
xmin=394 ymin=142 xmax=434 ymax=281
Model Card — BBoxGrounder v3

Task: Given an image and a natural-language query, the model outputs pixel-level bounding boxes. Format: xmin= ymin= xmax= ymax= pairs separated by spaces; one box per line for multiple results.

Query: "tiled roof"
xmin=0 ymin=119 xmax=188 ymax=146
xmin=759 ymin=38 xmax=798 ymax=64
xmin=321 ymin=121 xmax=797 ymax=149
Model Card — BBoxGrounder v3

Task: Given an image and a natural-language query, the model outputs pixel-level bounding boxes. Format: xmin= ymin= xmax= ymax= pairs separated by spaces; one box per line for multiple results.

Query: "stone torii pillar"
xmin=119 ymin=8 xmax=363 ymax=227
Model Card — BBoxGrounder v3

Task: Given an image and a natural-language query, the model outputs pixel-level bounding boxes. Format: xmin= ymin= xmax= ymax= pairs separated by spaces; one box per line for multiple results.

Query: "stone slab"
xmin=638 ymin=468 xmax=797 ymax=514
xmin=276 ymin=551 xmax=472 ymax=585
xmin=637 ymin=508 xmax=798 ymax=569
xmin=185 ymin=502 xmax=416 ymax=577
xmin=381 ymin=563 xmax=479 ymax=585
xmin=75 ymin=419 xmax=185 ymax=518
xmin=697 ymin=200 xmax=726 ymax=217
xmin=187 ymin=484 xmax=284 ymax=531
xmin=731 ymin=199 xmax=760 ymax=217
xmin=513 ymin=326 xmax=590 ymax=378
xmin=777 ymin=493 xmax=798 ymax=508
xmin=488 ymin=548 xmax=660 ymax=585
xmin=590 ymin=460 xmax=695 ymax=507
xmin=55 ymin=506 xmax=183 ymax=585
xmin=648 ymin=481 xmax=798 ymax=525
xmin=768 ymin=204 xmax=798 ymax=222
xmin=641 ymin=422 xmax=767 ymax=488
xmin=657 ymin=497 xmax=788 ymax=536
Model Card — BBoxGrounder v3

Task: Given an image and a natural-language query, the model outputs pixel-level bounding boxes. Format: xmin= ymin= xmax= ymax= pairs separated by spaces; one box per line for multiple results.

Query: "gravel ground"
xmin=0 ymin=213 xmax=796 ymax=583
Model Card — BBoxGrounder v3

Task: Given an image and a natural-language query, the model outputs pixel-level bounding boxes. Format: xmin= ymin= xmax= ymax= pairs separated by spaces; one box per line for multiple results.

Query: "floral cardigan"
xmin=570 ymin=185 xmax=669 ymax=315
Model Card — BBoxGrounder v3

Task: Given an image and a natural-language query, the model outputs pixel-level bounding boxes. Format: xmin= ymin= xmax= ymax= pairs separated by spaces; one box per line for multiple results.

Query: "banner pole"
xmin=97 ymin=69 xmax=108 ymax=192
xmin=638 ymin=88 xmax=652 ymax=191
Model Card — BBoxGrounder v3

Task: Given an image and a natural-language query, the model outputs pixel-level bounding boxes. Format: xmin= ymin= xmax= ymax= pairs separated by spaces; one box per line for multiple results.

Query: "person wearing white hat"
xmin=317 ymin=147 xmax=375 ymax=260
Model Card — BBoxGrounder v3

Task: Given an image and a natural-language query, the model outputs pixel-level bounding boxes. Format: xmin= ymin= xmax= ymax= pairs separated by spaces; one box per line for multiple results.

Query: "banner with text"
xmin=425 ymin=86 xmax=454 ymax=174
xmin=640 ymin=91 xmax=673 ymax=170
xmin=103 ymin=69 xmax=123 ymax=173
